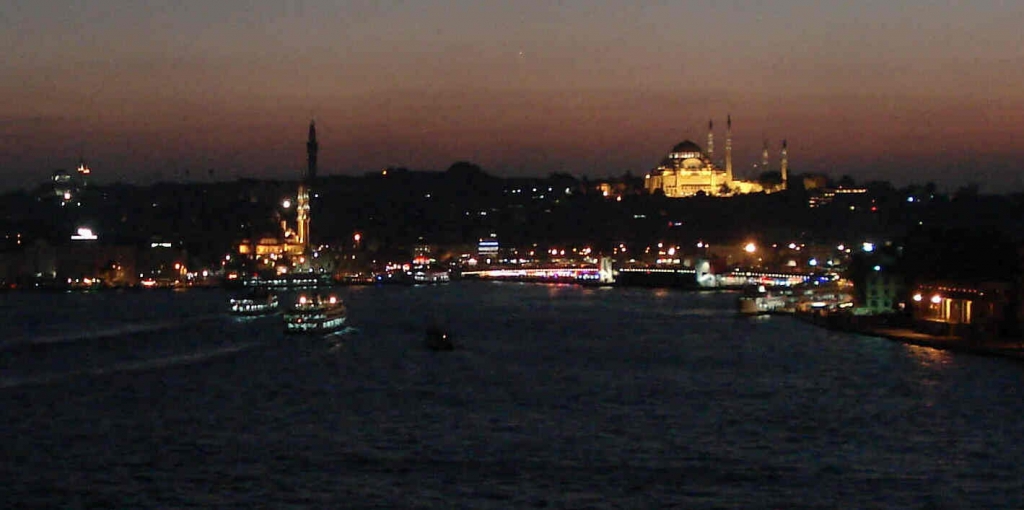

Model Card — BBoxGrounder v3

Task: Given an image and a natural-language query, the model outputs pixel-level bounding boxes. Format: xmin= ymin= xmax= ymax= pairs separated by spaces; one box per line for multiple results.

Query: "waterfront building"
xmin=860 ymin=270 xmax=906 ymax=314
xmin=644 ymin=115 xmax=781 ymax=197
xmin=909 ymin=281 xmax=1011 ymax=339
xmin=477 ymin=235 xmax=499 ymax=263
xmin=0 ymin=238 xmax=144 ymax=287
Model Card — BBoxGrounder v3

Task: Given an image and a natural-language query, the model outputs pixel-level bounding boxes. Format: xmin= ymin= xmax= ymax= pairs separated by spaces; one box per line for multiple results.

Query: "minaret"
xmin=307 ymin=120 xmax=318 ymax=181
xmin=706 ymin=119 xmax=714 ymax=161
xmin=76 ymin=156 xmax=91 ymax=187
xmin=725 ymin=115 xmax=733 ymax=183
xmin=780 ymin=139 xmax=789 ymax=190
xmin=296 ymin=120 xmax=317 ymax=250
xmin=761 ymin=140 xmax=770 ymax=171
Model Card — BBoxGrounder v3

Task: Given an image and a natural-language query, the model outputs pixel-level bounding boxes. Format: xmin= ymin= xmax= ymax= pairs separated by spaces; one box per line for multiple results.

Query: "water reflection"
xmin=904 ymin=343 xmax=954 ymax=370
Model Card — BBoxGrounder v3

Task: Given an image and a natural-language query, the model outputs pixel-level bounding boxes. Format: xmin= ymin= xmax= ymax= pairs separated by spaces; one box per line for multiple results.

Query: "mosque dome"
xmin=668 ymin=140 xmax=704 ymax=160
xmin=671 ymin=140 xmax=702 ymax=154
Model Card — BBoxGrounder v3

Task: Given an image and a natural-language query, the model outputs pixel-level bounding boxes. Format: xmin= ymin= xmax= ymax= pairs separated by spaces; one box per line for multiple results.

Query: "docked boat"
xmin=737 ymin=285 xmax=788 ymax=315
xmin=229 ymin=289 xmax=279 ymax=316
xmin=283 ymin=294 xmax=347 ymax=334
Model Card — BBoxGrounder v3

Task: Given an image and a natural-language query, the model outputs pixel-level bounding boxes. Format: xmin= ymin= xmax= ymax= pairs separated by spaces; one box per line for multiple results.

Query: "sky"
xmin=2 ymin=0 xmax=1022 ymax=192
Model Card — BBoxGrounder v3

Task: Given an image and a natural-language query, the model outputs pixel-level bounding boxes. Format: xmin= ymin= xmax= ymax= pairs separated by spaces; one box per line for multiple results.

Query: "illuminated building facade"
xmin=910 ymin=281 xmax=1010 ymax=338
xmin=807 ymin=186 xmax=868 ymax=208
xmin=478 ymin=235 xmax=499 ymax=262
xmin=644 ymin=115 xmax=785 ymax=197
xmin=645 ymin=138 xmax=728 ymax=197
xmin=237 ymin=120 xmax=318 ymax=265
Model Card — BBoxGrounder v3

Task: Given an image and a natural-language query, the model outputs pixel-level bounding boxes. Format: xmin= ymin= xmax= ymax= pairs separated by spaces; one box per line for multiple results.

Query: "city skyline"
xmin=2 ymin=1 xmax=1022 ymax=192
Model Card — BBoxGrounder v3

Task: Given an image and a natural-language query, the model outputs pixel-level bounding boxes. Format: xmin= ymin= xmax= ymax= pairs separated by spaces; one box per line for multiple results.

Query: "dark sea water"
xmin=1 ymin=283 xmax=1023 ymax=509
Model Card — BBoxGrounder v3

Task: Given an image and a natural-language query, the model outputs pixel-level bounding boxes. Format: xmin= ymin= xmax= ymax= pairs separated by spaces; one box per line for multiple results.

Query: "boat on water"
xmin=283 ymin=293 xmax=347 ymax=334
xmin=229 ymin=289 xmax=280 ymax=316
xmin=737 ymin=285 xmax=789 ymax=315
xmin=425 ymin=324 xmax=455 ymax=351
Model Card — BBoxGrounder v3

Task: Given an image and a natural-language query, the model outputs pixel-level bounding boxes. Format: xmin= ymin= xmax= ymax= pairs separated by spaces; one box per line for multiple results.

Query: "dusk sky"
xmin=2 ymin=0 xmax=1022 ymax=192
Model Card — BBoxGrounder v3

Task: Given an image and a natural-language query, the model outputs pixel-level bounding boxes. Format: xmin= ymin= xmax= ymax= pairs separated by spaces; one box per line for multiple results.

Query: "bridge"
xmin=463 ymin=258 xmax=817 ymax=288
xmin=462 ymin=257 xmax=615 ymax=285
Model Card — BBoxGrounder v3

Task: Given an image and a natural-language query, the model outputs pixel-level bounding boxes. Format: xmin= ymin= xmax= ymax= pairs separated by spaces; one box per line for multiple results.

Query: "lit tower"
xmin=76 ymin=157 xmax=91 ymax=187
xmin=706 ymin=119 xmax=714 ymax=161
xmin=296 ymin=120 xmax=317 ymax=249
xmin=296 ymin=184 xmax=310 ymax=250
xmin=780 ymin=139 xmax=789 ymax=190
xmin=725 ymin=115 xmax=733 ymax=183
xmin=761 ymin=139 xmax=770 ymax=171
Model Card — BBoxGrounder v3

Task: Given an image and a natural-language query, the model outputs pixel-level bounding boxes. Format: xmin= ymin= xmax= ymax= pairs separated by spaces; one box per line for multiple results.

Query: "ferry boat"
xmin=737 ymin=285 xmax=789 ymax=315
xmin=229 ymin=290 xmax=280 ymax=316
xmin=283 ymin=294 xmax=347 ymax=334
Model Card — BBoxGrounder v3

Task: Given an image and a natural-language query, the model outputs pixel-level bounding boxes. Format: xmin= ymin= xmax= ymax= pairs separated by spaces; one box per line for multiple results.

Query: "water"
xmin=1 ymin=284 xmax=1023 ymax=508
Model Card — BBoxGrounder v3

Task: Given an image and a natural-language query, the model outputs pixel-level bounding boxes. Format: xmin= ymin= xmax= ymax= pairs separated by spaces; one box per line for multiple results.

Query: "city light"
xmin=913 ymin=293 xmax=923 ymax=302
xmin=282 ymin=199 xmax=292 ymax=208
xmin=862 ymin=242 xmax=875 ymax=252
xmin=931 ymin=295 xmax=942 ymax=304
xmin=71 ymin=227 xmax=98 ymax=240
xmin=744 ymin=242 xmax=756 ymax=254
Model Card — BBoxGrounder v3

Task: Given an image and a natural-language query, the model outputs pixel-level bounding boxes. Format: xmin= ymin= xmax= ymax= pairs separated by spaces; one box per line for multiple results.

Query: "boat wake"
xmin=0 ymin=313 xmax=226 ymax=351
xmin=0 ymin=341 xmax=264 ymax=390
xmin=329 ymin=326 xmax=359 ymax=336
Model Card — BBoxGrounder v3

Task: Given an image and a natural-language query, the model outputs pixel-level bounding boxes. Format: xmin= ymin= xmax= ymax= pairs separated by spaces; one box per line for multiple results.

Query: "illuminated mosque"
xmin=237 ymin=121 xmax=318 ymax=268
xmin=644 ymin=115 xmax=789 ymax=197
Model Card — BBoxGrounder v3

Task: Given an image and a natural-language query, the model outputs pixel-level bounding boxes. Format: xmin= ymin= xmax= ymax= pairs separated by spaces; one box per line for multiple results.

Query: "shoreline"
xmin=791 ymin=312 xmax=1024 ymax=362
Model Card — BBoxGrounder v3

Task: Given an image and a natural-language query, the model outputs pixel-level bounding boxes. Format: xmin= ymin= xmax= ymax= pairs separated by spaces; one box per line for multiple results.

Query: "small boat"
xmin=425 ymin=324 xmax=454 ymax=351
xmin=229 ymin=289 xmax=279 ymax=316
xmin=283 ymin=293 xmax=347 ymax=334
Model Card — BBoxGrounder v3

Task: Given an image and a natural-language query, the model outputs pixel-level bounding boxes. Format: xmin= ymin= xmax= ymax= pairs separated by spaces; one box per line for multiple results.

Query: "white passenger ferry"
xmin=283 ymin=294 xmax=347 ymax=334
xmin=229 ymin=290 xmax=280 ymax=316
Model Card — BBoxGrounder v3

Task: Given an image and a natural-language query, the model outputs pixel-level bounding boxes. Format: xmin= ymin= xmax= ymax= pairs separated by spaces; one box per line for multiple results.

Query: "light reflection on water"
xmin=904 ymin=343 xmax=955 ymax=370
xmin=0 ymin=284 xmax=1023 ymax=509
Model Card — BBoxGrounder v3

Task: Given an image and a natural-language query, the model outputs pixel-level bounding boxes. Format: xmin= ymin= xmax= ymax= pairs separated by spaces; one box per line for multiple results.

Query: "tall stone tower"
xmin=780 ymin=139 xmax=788 ymax=190
xmin=761 ymin=140 xmax=770 ymax=171
xmin=725 ymin=115 xmax=733 ymax=183
xmin=296 ymin=120 xmax=317 ymax=249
